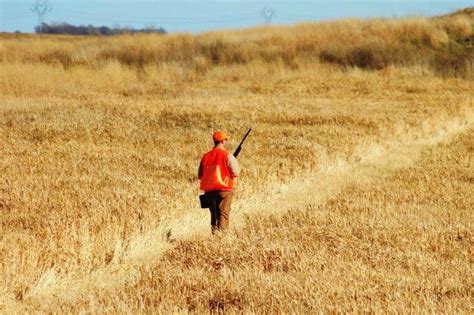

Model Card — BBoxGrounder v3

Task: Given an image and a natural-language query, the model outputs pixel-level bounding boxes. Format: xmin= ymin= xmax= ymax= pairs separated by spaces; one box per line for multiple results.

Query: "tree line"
xmin=35 ymin=22 xmax=166 ymax=35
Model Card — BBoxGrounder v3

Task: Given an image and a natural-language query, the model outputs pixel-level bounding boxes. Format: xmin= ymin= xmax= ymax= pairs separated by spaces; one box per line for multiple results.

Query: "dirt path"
xmin=2 ymin=106 xmax=473 ymax=312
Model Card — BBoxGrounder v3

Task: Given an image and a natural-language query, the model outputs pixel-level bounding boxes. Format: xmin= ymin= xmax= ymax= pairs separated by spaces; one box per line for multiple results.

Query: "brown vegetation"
xmin=0 ymin=9 xmax=473 ymax=313
xmin=0 ymin=9 xmax=473 ymax=77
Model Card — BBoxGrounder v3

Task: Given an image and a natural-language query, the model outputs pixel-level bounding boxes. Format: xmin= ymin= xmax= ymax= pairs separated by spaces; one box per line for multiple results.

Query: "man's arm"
xmin=227 ymin=153 xmax=241 ymax=177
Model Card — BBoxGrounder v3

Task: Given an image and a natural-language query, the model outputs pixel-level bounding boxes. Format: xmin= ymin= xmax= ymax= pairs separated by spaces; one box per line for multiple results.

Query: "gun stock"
xmin=234 ymin=147 xmax=243 ymax=158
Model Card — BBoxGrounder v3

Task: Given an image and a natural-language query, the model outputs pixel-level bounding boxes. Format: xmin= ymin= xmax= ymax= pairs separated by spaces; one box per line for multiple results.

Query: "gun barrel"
xmin=233 ymin=128 xmax=252 ymax=157
xmin=238 ymin=128 xmax=252 ymax=147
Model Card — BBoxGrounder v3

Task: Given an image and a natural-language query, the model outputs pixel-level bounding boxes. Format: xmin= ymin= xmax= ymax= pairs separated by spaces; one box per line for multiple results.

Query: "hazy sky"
xmin=1 ymin=0 xmax=472 ymax=33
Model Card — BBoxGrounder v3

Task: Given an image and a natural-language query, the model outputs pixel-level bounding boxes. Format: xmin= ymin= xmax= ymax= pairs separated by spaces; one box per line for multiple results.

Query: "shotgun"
xmin=233 ymin=128 xmax=252 ymax=158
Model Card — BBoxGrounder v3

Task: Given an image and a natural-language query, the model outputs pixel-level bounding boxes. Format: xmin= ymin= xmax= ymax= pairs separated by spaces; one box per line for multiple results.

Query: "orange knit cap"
xmin=212 ymin=131 xmax=229 ymax=141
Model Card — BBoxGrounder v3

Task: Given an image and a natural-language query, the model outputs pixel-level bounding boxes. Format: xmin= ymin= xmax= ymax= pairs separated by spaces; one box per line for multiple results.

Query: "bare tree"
xmin=261 ymin=6 xmax=275 ymax=24
xmin=31 ymin=0 xmax=53 ymax=29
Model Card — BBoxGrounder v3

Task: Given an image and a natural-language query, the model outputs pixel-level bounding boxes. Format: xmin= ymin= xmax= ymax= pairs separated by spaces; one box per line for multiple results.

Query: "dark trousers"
xmin=205 ymin=191 xmax=233 ymax=233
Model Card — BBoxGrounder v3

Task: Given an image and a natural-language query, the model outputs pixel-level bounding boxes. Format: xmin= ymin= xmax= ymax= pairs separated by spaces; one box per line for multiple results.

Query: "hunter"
xmin=198 ymin=131 xmax=241 ymax=233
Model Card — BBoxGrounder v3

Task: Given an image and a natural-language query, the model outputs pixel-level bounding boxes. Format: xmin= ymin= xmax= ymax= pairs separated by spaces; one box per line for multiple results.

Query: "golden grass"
xmin=0 ymin=9 xmax=472 ymax=76
xmin=1 ymin=10 xmax=473 ymax=313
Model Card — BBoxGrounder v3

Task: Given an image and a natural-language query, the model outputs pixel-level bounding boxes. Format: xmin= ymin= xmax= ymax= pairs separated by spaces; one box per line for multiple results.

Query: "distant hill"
xmin=443 ymin=7 xmax=474 ymax=18
xmin=1 ymin=7 xmax=472 ymax=79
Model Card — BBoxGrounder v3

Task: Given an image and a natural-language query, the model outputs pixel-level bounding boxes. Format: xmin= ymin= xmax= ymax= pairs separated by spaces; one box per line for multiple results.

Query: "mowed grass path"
xmin=143 ymin=132 xmax=473 ymax=314
xmin=140 ymin=129 xmax=472 ymax=314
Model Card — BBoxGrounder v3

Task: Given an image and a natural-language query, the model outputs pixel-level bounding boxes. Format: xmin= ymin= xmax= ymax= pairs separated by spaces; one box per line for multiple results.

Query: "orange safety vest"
xmin=200 ymin=147 xmax=234 ymax=192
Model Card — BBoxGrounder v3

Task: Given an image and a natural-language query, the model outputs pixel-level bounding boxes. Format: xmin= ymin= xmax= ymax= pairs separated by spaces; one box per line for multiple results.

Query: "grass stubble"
xmin=0 ymin=8 xmax=473 ymax=313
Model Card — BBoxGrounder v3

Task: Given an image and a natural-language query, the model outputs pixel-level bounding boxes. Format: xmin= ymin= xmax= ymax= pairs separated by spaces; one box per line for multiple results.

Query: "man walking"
xmin=198 ymin=131 xmax=241 ymax=233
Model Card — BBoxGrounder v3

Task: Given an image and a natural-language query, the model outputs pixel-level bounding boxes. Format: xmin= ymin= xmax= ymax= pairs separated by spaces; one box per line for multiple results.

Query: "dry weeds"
xmin=1 ymin=11 xmax=473 ymax=313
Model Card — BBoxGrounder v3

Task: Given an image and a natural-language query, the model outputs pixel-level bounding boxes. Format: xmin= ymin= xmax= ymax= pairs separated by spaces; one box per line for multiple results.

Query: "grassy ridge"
xmin=1 ymin=9 xmax=473 ymax=78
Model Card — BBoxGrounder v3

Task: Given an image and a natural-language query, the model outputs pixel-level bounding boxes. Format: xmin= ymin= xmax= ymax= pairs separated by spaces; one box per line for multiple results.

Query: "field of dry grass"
xmin=1 ymin=9 xmax=473 ymax=313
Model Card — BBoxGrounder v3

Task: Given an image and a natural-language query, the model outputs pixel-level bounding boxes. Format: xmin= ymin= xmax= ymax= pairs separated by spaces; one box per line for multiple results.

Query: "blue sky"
xmin=1 ymin=0 xmax=472 ymax=33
